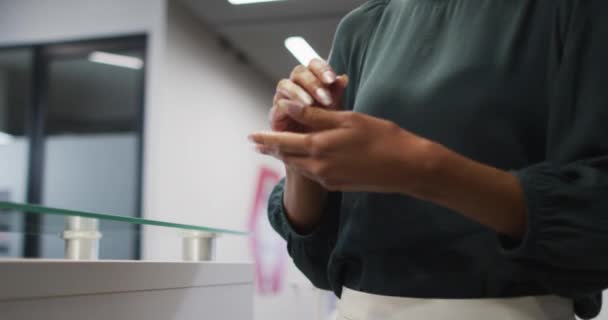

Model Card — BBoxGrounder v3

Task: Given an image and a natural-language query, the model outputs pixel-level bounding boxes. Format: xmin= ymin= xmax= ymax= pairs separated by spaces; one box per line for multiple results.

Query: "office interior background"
xmin=0 ymin=0 xmax=606 ymax=319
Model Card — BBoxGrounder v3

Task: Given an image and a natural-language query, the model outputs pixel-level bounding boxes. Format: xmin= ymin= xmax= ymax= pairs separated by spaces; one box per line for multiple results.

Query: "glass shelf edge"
xmin=0 ymin=201 xmax=248 ymax=236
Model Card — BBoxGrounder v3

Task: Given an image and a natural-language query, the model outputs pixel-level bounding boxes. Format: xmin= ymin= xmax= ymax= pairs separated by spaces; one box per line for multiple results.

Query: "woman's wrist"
xmin=394 ymin=134 xmax=449 ymax=199
xmin=284 ymin=166 xmax=329 ymax=234
xmin=396 ymin=136 xmax=526 ymax=237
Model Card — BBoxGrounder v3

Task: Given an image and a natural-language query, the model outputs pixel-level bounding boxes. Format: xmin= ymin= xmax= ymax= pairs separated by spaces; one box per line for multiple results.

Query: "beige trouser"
xmin=337 ymin=287 xmax=575 ymax=320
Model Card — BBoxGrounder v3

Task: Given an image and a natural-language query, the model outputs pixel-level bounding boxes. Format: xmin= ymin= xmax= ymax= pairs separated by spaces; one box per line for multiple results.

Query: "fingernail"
xmin=286 ymin=102 xmax=304 ymax=116
xmin=247 ymin=134 xmax=256 ymax=143
xmin=277 ymin=100 xmax=288 ymax=109
xmin=299 ymin=92 xmax=314 ymax=106
xmin=322 ymin=71 xmax=336 ymax=84
xmin=277 ymin=100 xmax=304 ymax=116
xmin=277 ymin=88 xmax=292 ymax=99
xmin=316 ymin=88 xmax=333 ymax=106
xmin=278 ymin=99 xmax=302 ymax=110
xmin=339 ymin=74 xmax=350 ymax=87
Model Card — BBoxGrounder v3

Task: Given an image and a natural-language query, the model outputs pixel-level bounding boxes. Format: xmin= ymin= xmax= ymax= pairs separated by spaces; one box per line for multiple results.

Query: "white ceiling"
xmin=179 ymin=0 xmax=367 ymax=81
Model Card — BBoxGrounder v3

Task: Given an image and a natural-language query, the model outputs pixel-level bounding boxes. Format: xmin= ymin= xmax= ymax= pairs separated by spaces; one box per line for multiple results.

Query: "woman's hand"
xmin=252 ymin=105 xmax=438 ymax=194
xmin=268 ymin=60 xmax=349 ymax=233
xmin=252 ymin=105 xmax=528 ymax=237
xmin=271 ymin=59 xmax=348 ymax=132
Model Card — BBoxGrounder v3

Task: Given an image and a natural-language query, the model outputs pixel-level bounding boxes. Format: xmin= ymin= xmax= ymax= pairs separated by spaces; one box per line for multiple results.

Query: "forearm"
xmin=283 ymin=167 xmax=329 ymax=234
xmin=407 ymin=142 xmax=527 ymax=238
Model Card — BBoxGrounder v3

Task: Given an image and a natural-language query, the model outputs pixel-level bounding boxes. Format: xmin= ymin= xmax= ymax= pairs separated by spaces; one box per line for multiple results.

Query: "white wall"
xmin=0 ymin=0 xmax=164 ymax=45
xmin=143 ymin=3 xmax=334 ymax=320
xmin=143 ymin=0 xmax=278 ymax=260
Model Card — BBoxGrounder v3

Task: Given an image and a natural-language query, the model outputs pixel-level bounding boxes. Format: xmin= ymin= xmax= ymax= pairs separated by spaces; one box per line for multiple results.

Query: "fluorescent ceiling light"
xmin=228 ymin=0 xmax=286 ymax=4
xmin=0 ymin=132 xmax=14 ymax=146
xmin=88 ymin=51 xmax=144 ymax=70
xmin=284 ymin=36 xmax=321 ymax=66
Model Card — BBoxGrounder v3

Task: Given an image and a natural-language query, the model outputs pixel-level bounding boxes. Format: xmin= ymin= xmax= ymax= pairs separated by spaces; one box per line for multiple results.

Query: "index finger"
xmin=308 ymin=58 xmax=336 ymax=85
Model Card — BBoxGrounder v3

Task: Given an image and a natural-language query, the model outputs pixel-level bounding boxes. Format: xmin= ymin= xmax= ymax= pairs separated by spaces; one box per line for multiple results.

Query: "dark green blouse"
xmin=268 ymin=0 xmax=608 ymax=318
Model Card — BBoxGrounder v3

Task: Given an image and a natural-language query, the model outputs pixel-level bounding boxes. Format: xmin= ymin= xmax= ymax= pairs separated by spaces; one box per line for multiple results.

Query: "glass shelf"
xmin=0 ymin=202 xmax=247 ymax=235
xmin=0 ymin=201 xmax=248 ymax=261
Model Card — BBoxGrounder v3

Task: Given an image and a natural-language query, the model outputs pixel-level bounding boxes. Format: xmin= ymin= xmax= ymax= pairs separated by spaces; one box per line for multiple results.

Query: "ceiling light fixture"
xmin=284 ymin=36 xmax=321 ymax=66
xmin=88 ymin=51 xmax=144 ymax=70
xmin=228 ymin=0 xmax=286 ymax=5
xmin=0 ymin=131 xmax=14 ymax=146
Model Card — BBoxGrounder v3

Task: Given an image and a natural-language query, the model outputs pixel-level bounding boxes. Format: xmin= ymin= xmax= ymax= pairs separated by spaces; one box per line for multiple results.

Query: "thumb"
xmin=330 ymin=75 xmax=349 ymax=110
xmin=286 ymin=104 xmax=344 ymax=130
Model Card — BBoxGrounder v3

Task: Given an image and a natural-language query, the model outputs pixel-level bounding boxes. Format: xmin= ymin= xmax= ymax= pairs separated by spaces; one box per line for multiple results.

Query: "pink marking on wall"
xmin=248 ymin=166 xmax=287 ymax=294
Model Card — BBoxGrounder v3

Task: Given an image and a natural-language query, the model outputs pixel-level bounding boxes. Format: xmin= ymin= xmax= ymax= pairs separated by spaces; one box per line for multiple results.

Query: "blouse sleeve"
xmin=267 ymin=179 xmax=341 ymax=289
xmin=500 ymin=0 xmax=608 ymax=305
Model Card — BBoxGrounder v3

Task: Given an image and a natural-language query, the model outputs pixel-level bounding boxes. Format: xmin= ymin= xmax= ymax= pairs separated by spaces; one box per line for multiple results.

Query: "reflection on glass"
xmin=41 ymin=48 xmax=144 ymax=259
xmin=0 ymin=49 xmax=32 ymax=258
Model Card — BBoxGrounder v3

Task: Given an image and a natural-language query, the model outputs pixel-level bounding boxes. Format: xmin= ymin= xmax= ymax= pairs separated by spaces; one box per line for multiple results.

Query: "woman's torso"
xmin=330 ymin=0 xmax=556 ymax=298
